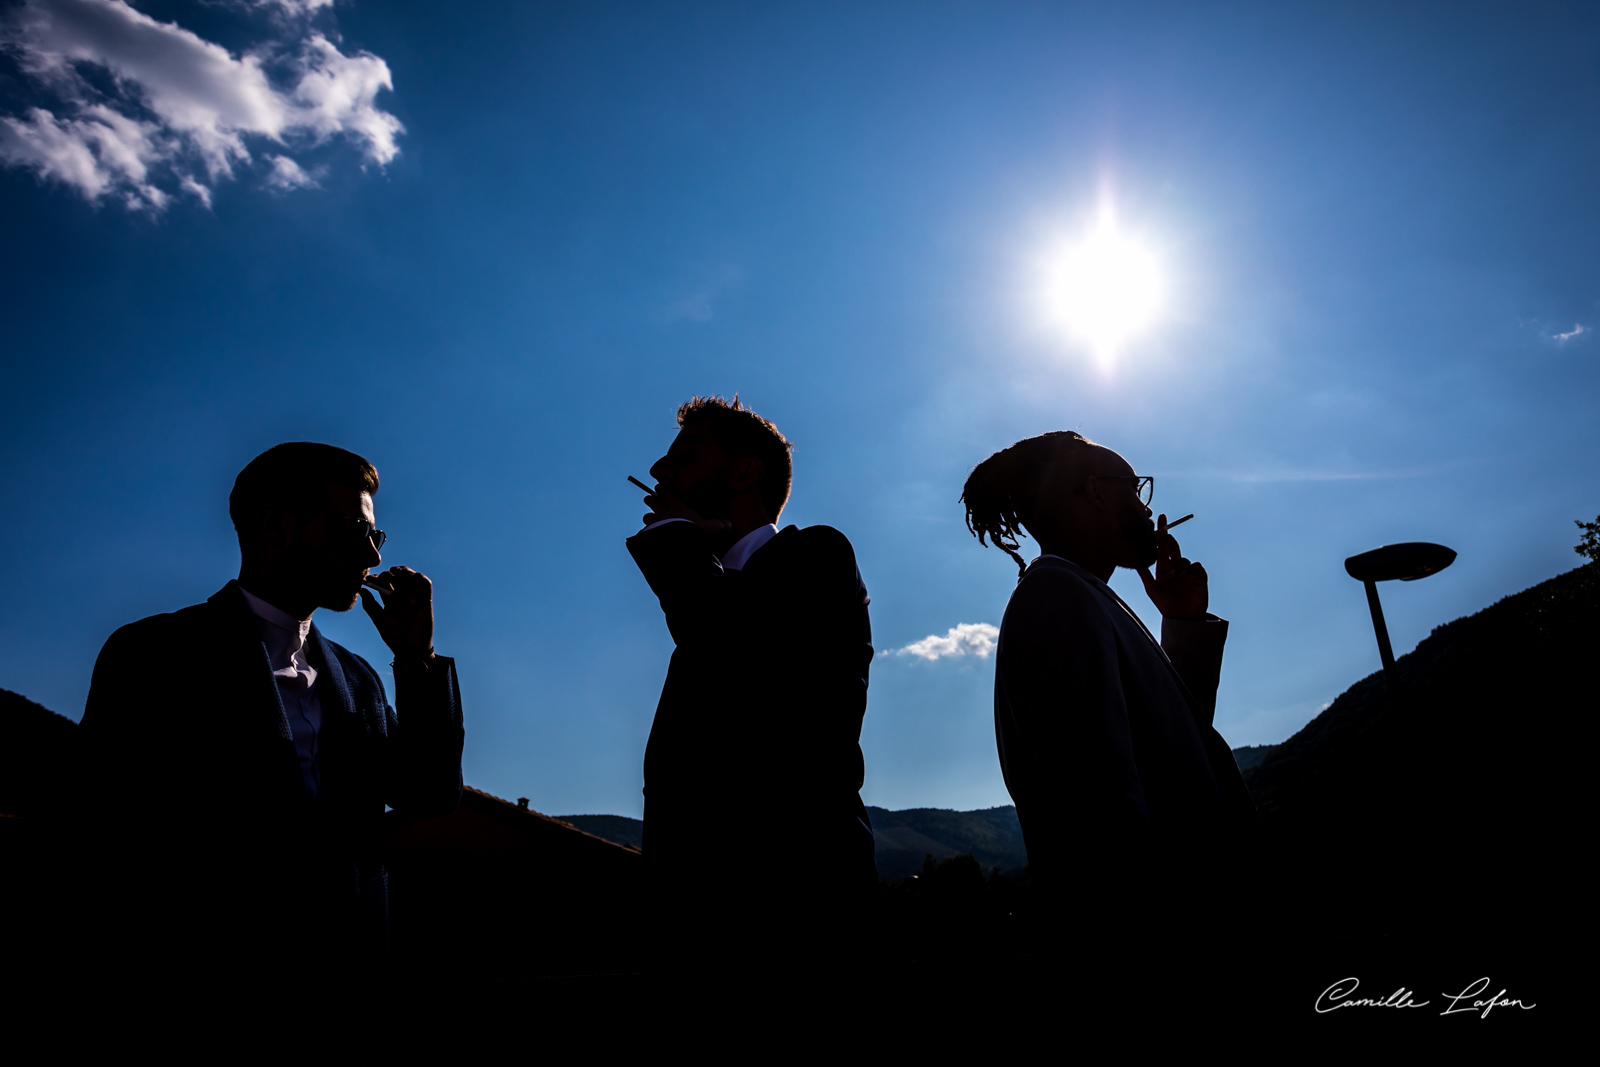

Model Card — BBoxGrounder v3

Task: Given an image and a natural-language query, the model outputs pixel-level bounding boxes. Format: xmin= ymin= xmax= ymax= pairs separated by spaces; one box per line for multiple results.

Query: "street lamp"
xmin=1344 ymin=542 xmax=1457 ymax=692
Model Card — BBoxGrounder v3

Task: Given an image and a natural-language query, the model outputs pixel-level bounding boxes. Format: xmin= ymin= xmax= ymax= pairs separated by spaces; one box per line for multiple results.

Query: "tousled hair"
xmin=961 ymin=431 xmax=1097 ymax=577
xmin=230 ymin=442 xmax=380 ymax=547
xmin=677 ymin=395 xmax=794 ymax=520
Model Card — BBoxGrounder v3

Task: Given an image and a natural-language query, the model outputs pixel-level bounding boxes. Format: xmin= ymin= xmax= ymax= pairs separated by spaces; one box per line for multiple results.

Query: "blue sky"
xmin=3 ymin=1 xmax=1596 ymax=816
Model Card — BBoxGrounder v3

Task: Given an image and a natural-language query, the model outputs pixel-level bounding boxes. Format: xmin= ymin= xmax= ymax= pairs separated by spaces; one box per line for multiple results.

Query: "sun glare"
xmin=1045 ymin=209 xmax=1165 ymax=366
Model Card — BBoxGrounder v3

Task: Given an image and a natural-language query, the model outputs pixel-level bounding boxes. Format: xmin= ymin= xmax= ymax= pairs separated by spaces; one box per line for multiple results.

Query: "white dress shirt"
xmin=239 ymin=586 xmax=324 ymax=799
xmin=642 ymin=518 xmax=779 ymax=571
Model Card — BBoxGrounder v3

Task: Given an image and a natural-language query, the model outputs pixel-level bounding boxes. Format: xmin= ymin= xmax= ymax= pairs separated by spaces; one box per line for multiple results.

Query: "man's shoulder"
xmin=756 ymin=524 xmax=863 ymax=582
xmin=1004 ymin=558 xmax=1118 ymax=625
xmin=101 ymin=595 xmax=232 ymax=652
xmin=775 ymin=523 xmax=857 ymax=560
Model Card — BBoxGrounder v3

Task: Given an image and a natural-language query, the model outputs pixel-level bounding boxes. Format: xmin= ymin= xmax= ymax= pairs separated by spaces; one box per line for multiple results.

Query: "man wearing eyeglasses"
xmin=961 ymin=431 xmax=1256 ymax=964
xmin=73 ymin=442 xmax=463 ymax=976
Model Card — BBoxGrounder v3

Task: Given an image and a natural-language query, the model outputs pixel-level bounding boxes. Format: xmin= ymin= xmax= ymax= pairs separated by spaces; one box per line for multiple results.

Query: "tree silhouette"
xmin=1576 ymin=515 xmax=1600 ymax=563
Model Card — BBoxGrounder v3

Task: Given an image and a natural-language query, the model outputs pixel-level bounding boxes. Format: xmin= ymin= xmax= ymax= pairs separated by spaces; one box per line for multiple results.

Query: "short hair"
xmin=229 ymin=442 xmax=380 ymax=546
xmin=961 ymin=431 xmax=1097 ymax=577
xmin=676 ymin=395 xmax=793 ymax=520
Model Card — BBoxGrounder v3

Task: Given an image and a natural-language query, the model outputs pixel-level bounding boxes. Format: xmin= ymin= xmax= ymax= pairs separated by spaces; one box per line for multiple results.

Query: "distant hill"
xmin=867 ymin=805 xmax=1028 ymax=880
xmin=1229 ymin=744 xmax=1276 ymax=770
xmin=558 ymin=814 xmax=644 ymax=849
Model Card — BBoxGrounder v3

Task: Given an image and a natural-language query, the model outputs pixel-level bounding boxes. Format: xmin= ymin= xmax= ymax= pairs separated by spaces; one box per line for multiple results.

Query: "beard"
xmin=1127 ymin=515 xmax=1159 ymax=569
xmin=293 ymin=554 xmax=365 ymax=612
xmin=322 ymin=587 xmax=363 ymax=612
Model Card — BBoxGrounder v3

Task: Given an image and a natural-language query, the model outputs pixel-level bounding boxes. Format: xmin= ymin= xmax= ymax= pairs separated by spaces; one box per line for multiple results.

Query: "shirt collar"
xmin=720 ymin=523 xmax=779 ymax=571
xmin=238 ymin=585 xmax=314 ymax=640
xmin=1034 ymin=553 xmax=1111 ymax=590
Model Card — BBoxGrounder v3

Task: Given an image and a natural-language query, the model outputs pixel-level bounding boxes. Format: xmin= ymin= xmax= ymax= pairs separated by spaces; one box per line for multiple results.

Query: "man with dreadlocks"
xmin=962 ymin=431 xmax=1255 ymax=959
xmin=627 ymin=395 xmax=876 ymax=972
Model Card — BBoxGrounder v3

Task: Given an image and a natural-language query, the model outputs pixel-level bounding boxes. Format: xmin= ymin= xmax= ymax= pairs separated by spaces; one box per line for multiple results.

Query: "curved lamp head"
xmin=1344 ymin=542 xmax=1457 ymax=583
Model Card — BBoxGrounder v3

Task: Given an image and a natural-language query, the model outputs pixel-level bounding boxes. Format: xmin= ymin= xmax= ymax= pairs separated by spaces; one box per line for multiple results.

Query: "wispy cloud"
xmin=1223 ymin=465 xmax=1443 ymax=483
xmin=1554 ymin=323 xmax=1589 ymax=344
xmin=663 ymin=264 xmax=743 ymax=323
xmin=1159 ymin=465 xmax=1448 ymax=484
xmin=885 ymin=622 xmax=999 ymax=661
xmin=0 ymin=0 xmax=401 ymax=211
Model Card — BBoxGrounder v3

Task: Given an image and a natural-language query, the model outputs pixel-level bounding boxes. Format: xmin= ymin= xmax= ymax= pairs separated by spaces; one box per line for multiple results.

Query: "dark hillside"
xmin=560 ymin=807 xmax=1031 ymax=881
xmin=0 ymin=688 xmax=76 ymax=818
xmin=1243 ymin=563 xmax=1595 ymax=941
xmin=557 ymin=813 xmax=644 ymax=849
xmin=1229 ymin=744 xmax=1276 ymax=770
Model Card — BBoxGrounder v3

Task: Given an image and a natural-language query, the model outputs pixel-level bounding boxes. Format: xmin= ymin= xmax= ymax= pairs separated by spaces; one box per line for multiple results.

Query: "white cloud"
xmin=263 ymin=152 xmax=315 ymax=190
xmin=1554 ymin=323 xmax=1589 ymax=344
xmin=255 ymin=0 xmax=336 ymax=14
xmin=887 ymin=622 xmax=1000 ymax=661
xmin=0 ymin=0 xmax=401 ymax=210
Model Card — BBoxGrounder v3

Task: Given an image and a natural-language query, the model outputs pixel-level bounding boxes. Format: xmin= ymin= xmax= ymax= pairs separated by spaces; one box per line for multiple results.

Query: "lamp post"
xmin=1344 ymin=542 xmax=1457 ymax=693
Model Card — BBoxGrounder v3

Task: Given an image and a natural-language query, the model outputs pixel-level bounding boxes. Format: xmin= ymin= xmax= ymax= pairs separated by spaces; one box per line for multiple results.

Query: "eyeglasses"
xmin=328 ymin=512 xmax=386 ymax=552
xmin=1095 ymin=475 xmax=1154 ymax=506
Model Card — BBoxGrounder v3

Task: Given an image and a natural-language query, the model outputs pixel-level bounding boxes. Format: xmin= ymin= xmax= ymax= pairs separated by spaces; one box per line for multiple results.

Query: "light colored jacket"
xmin=994 ymin=555 xmax=1256 ymax=883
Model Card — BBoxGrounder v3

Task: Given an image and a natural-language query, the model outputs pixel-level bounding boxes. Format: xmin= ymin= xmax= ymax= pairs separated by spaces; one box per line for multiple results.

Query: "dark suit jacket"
xmin=627 ymin=522 xmax=876 ymax=895
xmin=72 ymin=581 xmax=463 ymax=967
xmin=994 ymin=557 xmax=1255 ymax=924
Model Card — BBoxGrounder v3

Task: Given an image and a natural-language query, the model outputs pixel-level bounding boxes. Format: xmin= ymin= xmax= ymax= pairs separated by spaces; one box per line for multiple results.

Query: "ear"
xmin=258 ymin=508 xmax=297 ymax=554
xmin=729 ymin=455 xmax=765 ymax=492
xmin=1082 ymin=474 xmax=1109 ymax=512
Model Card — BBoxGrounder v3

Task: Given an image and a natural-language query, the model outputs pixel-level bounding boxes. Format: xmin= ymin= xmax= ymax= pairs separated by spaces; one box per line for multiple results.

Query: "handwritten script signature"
xmin=1316 ymin=977 xmax=1536 ymax=1018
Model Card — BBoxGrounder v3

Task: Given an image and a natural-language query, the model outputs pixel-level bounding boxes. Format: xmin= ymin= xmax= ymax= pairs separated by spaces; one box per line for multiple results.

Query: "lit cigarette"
xmin=1166 ymin=514 xmax=1194 ymax=530
xmin=627 ymin=475 xmax=653 ymax=493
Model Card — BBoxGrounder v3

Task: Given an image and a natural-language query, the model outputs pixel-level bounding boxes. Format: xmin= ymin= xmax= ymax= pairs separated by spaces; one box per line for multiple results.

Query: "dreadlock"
xmin=961 ymin=431 xmax=1097 ymax=578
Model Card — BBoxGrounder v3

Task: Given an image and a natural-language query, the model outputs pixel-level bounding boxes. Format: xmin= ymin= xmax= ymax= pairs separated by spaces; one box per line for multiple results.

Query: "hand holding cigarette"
xmin=1138 ymin=512 xmax=1208 ymax=620
xmin=628 ymin=475 xmax=732 ymax=536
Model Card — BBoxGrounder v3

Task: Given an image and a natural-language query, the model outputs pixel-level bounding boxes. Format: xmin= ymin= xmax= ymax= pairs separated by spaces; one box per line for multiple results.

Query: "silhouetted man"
xmin=628 ymin=396 xmax=875 ymax=967
xmin=962 ymin=431 xmax=1255 ymax=952
xmin=74 ymin=443 xmax=463 ymax=975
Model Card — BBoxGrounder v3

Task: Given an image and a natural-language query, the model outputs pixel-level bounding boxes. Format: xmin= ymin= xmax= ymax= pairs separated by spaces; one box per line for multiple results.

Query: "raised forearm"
xmin=1160 ymin=614 xmax=1228 ymax=726
xmin=626 ymin=523 xmax=736 ymax=647
xmin=386 ymin=654 xmax=464 ymax=816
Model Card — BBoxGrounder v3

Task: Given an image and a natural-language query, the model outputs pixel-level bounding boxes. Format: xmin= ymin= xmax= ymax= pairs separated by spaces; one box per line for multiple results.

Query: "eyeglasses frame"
xmin=1092 ymin=474 xmax=1154 ymax=506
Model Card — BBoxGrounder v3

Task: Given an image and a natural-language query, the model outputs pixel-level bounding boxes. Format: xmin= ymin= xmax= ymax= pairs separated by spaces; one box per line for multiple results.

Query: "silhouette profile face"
xmin=255 ymin=484 xmax=384 ymax=612
xmin=1026 ymin=445 xmax=1156 ymax=572
xmin=649 ymin=423 xmax=739 ymax=521
xmin=1090 ymin=451 xmax=1158 ymax=570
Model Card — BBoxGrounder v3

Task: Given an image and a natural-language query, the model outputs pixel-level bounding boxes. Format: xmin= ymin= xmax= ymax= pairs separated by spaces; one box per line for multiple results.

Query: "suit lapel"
xmin=1034 ymin=557 xmax=1203 ymax=711
xmin=306 ymin=625 xmax=359 ymax=729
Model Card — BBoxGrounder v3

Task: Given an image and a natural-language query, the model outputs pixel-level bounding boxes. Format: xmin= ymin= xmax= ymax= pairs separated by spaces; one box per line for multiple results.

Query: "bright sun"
xmin=1045 ymin=209 xmax=1165 ymax=365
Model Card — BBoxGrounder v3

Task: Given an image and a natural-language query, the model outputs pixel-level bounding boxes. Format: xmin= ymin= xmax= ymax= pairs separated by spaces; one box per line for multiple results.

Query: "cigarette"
xmin=627 ymin=475 xmax=653 ymax=493
xmin=361 ymin=577 xmax=391 ymax=594
xmin=1166 ymin=514 xmax=1194 ymax=530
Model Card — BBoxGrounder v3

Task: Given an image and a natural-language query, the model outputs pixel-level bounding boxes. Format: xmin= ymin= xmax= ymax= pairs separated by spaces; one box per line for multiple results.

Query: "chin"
xmin=1129 ymin=529 xmax=1159 ymax=569
xmin=321 ymin=587 xmax=363 ymax=612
